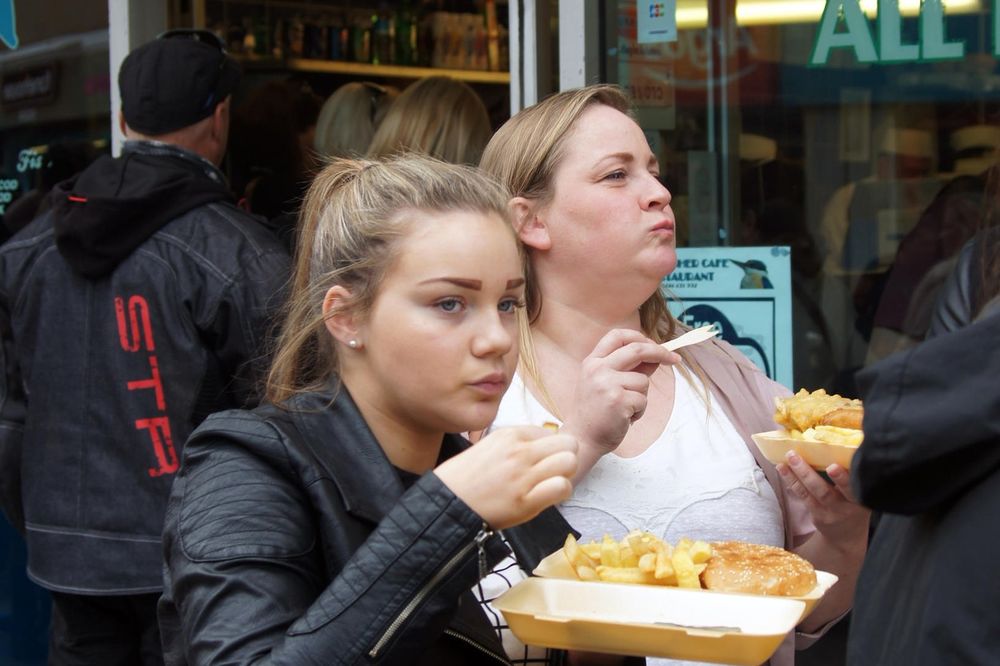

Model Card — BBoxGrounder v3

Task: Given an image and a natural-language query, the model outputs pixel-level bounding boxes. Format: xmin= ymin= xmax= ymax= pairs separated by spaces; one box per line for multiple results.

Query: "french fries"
xmin=802 ymin=425 xmax=863 ymax=447
xmin=563 ymin=531 xmax=599 ymax=581
xmin=775 ymin=389 xmax=864 ymax=447
xmin=784 ymin=425 xmax=863 ymax=448
xmin=775 ymin=389 xmax=863 ymax=433
xmin=562 ymin=532 xmax=712 ymax=589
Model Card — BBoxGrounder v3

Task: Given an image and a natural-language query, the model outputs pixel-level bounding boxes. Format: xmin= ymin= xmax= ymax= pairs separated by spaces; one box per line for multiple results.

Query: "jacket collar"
xmin=287 ymin=381 xmax=468 ymax=524
xmin=121 ymin=139 xmax=227 ymax=186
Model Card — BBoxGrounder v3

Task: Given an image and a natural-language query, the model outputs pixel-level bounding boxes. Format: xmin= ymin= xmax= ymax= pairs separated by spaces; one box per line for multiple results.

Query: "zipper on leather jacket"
xmin=443 ymin=628 xmax=510 ymax=665
xmin=368 ymin=523 xmax=495 ymax=658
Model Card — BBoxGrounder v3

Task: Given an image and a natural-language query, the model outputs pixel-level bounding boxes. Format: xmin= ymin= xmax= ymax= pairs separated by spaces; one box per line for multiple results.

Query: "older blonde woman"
xmin=482 ymin=84 xmax=869 ymax=666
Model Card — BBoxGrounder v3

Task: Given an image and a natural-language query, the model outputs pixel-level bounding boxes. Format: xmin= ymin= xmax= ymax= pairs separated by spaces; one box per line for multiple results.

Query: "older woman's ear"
xmin=509 ymin=196 xmax=552 ymax=251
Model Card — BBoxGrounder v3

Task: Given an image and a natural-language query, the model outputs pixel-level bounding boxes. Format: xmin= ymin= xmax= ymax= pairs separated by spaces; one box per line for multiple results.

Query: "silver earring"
xmin=348 ymin=339 xmax=358 ymax=349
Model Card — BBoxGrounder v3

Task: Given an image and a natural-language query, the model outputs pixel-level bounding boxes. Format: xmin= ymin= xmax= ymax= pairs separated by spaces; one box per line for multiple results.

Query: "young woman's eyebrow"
xmin=419 ymin=277 xmax=483 ymax=289
xmin=417 ymin=277 xmax=524 ymax=290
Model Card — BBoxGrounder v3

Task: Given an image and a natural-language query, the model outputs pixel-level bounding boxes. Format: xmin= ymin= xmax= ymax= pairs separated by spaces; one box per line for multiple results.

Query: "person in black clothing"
xmin=847 ymin=223 xmax=1000 ymax=665
xmin=864 ymin=172 xmax=986 ymax=364
xmin=158 ymin=153 xmax=580 ymax=665
xmin=228 ymin=78 xmax=323 ymax=251
xmin=0 ymin=30 xmax=290 ymax=665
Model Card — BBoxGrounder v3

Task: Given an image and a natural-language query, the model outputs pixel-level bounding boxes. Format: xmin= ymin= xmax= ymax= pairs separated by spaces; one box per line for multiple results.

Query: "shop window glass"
xmin=602 ymin=0 xmax=1000 ymax=396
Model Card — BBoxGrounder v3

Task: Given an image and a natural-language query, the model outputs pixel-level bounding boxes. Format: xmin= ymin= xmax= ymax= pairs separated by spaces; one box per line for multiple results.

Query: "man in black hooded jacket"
xmin=0 ymin=30 xmax=290 ymax=664
xmin=846 ymin=229 xmax=1000 ymax=665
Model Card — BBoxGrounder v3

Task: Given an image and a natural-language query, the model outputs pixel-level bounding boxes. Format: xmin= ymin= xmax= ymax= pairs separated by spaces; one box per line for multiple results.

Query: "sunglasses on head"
xmin=157 ymin=28 xmax=227 ymax=52
xmin=362 ymin=82 xmax=389 ymax=124
xmin=157 ymin=29 xmax=232 ymax=111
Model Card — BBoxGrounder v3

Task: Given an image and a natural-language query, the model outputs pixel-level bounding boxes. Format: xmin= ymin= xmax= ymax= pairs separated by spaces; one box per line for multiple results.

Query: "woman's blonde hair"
xmin=481 ymin=84 xmax=701 ymax=416
xmin=313 ymin=81 xmax=398 ymax=160
xmin=367 ymin=76 xmax=492 ymax=165
xmin=267 ymin=153 xmax=514 ymax=405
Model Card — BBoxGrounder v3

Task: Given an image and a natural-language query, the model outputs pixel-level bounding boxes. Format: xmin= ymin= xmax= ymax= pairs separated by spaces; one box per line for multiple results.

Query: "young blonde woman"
xmin=367 ymin=75 xmax=492 ymax=165
xmin=481 ymin=85 xmax=870 ymax=666
xmin=158 ymin=154 xmax=578 ymax=664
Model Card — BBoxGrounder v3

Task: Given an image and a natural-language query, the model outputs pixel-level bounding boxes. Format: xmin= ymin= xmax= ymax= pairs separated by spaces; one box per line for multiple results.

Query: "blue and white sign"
xmin=1 ymin=0 xmax=18 ymax=49
xmin=663 ymin=246 xmax=793 ymax=389
xmin=637 ymin=0 xmax=677 ymax=44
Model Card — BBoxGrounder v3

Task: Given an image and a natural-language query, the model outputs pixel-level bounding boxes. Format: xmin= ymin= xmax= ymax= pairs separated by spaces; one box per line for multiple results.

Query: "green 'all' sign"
xmin=810 ymin=0 xmax=974 ymax=65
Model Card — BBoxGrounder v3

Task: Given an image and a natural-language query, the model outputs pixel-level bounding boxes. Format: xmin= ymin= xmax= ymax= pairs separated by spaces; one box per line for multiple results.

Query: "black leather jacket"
xmin=926 ymin=227 xmax=1000 ymax=336
xmin=159 ymin=384 xmax=572 ymax=665
xmin=0 ymin=142 xmax=290 ymax=593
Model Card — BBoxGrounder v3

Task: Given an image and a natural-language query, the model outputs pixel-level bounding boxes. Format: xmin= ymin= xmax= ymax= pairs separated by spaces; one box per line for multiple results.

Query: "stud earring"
xmin=348 ymin=339 xmax=359 ymax=349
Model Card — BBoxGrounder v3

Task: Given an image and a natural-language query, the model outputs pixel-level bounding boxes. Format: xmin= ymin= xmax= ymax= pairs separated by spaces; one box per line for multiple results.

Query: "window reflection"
xmin=605 ymin=0 xmax=1000 ymax=396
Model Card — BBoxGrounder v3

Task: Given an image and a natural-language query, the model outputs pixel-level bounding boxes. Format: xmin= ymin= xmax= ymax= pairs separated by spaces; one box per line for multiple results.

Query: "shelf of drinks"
xmin=235 ymin=55 xmax=510 ymax=84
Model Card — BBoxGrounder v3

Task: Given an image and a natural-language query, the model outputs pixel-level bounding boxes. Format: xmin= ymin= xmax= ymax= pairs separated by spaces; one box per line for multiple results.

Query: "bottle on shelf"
xmin=242 ymin=20 xmax=257 ymax=56
xmin=328 ymin=12 xmax=349 ymax=61
xmin=303 ymin=15 xmax=327 ymax=60
xmin=485 ymin=0 xmax=501 ymax=71
xmin=430 ymin=11 xmax=446 ymax=68
xmin=287 ymin=15 xmax=305 ymax=58
xmin=372 ymin=6 xmax=394 ymax=66
xmin=417 ymin=0 xmax=437 ymax=67
xmin=349 ymin=10 xmax=372 ymax=64
xmin=395 ymin=1 xmax=417 ymax=67
xmin=271 ymin=17 xmax=285 ymax=58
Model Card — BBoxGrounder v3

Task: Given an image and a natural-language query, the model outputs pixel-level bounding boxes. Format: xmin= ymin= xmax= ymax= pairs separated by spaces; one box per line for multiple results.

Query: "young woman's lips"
xmin=470 ymin=373 xmax=508 ymax=396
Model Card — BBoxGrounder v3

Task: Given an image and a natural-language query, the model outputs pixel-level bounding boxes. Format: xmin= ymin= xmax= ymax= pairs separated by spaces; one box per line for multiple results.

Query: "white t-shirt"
xmin=491 ymin=366 xmax=788 ymax=666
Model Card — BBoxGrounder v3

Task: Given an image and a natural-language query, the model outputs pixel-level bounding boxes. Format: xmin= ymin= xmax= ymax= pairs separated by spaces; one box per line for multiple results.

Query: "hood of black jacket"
xmin=52 ymin=146 xmax=234 ymax=279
